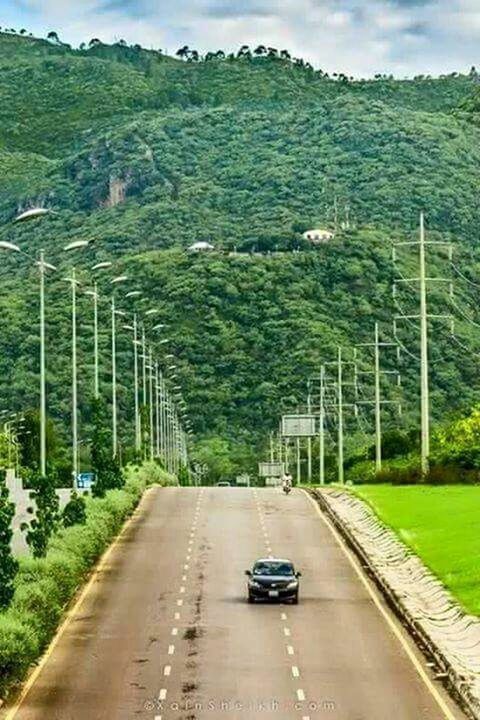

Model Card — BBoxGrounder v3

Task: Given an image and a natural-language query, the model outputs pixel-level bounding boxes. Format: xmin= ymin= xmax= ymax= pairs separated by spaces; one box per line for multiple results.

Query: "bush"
xmin=125 ymin=460 xmax=177 ymax=487
xmin=62 ymin=492 xmax=87 ymax=527
xmin=0 ymin=467 xmax=147 ymax=698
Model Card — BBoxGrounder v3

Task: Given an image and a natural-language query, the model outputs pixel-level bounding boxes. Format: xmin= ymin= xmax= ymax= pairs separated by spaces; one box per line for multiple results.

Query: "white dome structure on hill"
xmin=302 ymin=229 xmax=335 ymax=244
xmin=187 ymin=241 xmax=215 ymax=252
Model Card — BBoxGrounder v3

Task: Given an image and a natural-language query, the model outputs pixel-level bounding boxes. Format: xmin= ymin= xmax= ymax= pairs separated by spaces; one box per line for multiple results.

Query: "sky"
xmin=2 ymin=0 xmax=480 ymax=78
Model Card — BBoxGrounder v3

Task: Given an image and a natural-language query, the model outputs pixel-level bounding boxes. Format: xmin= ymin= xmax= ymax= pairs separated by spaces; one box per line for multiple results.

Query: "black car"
xmin=245 ymin=558 xmax=301 ymax=604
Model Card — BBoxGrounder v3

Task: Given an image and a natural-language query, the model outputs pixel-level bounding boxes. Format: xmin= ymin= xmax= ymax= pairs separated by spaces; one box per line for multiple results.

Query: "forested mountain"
xmin=1 ymin=30 xmax=480 ymax=472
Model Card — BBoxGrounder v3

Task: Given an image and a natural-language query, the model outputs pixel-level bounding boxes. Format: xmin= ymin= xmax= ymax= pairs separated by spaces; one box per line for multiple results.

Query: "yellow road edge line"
xmin=3 ymin=486 xmax=156 ymax=720
xmin=302 ymin=489 xmax=458 ymax=720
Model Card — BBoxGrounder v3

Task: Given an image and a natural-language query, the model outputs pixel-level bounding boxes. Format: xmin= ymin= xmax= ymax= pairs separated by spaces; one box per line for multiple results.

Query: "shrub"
xmin=62 ymin=492 xmax=87 ymax=527
xmin=0 ymin=467 xmax=147 ymax=698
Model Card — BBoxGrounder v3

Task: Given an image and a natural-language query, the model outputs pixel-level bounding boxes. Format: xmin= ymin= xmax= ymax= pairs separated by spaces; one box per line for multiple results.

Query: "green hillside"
xmin=1 ymin=31 xmax=480 ymax=472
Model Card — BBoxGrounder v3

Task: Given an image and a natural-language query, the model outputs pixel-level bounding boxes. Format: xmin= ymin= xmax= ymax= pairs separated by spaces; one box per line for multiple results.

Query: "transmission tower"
xmin=392 ymin=212 xmax=453 ymax=474
xmin=355 ymin=322 xmax=401 ymax=471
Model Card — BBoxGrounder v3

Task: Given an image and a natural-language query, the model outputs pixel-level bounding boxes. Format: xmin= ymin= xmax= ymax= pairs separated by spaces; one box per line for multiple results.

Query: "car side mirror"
xmin=296 ymin=571 xmax=302 ymax=578
xmin=245 ymin=570 xmax=252 ymax=576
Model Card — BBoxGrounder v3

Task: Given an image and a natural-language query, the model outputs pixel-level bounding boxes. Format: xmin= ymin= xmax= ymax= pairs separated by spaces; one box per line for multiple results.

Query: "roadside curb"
xmin=308 ymin=488 xmax=480 ymax=720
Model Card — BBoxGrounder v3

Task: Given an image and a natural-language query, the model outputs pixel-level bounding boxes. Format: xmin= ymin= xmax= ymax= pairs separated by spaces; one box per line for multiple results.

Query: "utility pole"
xmin=319 ymin=364 xmax=325 ymax=485
xmin=71 ymin=268 xmax=78 ymax=487
xmin=269 ymin=431 xmax=274 ymax=463
xmin=39 ymin=250 xmax=46 ymax=477
xmin=296 ymin=437 xmax=301 ymax=485
xmin=149 ymin=346 xmax=154 ymax=460
xmin=419 ymin=213 xmax=429 ymax=474
xmin=337 ymin=346 xmax=344 ymax=484
xmin=111 ymin=294 xmax=117 ymax=457
xmin=133 ymin=313 xmax=141 ymax=453
xmin=355 ymin=324 xmax=400 ymax=472
xmin=393 ymin=212 xmax=453 ymax=475
xmin=306 ymin=380 xmax=312 ymax=483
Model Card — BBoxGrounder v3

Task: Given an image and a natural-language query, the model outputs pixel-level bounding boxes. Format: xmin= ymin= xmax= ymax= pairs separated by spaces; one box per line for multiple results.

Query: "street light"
xmin=110 ymin=275 xmax=128 ymax=457
xmin=63 ymin=240 xmax=89 ymax=489
xmin=2 ymin=210 xmax=54 ymax=476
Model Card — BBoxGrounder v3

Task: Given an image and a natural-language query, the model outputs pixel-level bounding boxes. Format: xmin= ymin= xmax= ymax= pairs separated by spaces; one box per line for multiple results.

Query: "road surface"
xmin=3 ymin=487 xmax=466 ymax=720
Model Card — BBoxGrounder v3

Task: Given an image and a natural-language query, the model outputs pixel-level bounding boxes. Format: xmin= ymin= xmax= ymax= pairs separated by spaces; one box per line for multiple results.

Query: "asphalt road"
xmin=4 ymin=487 xmax=466 ymax=720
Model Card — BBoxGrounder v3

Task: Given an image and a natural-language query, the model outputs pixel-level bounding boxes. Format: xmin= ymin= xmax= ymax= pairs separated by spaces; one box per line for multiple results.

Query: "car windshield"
xmin=253 ymin=561 xmax=294 ymax=576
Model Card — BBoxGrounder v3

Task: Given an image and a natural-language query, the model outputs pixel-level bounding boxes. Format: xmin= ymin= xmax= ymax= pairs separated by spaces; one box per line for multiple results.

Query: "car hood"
xmin=251 ymin=575 xmax=296 ymax=587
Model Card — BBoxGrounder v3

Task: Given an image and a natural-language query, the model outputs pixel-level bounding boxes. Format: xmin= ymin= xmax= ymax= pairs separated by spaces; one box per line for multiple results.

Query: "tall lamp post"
xmin=110 ymin=275 xmax=128 ymax=457
xmin=63 ymin=240 xmax=89 ymax=488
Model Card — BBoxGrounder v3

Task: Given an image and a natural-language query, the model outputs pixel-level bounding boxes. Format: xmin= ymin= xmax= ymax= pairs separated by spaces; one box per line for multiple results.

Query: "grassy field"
xmin=349 ymin=485 xmax=480 ymax=616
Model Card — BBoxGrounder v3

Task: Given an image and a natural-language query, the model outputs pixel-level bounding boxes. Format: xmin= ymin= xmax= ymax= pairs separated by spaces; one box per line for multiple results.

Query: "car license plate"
xmin=268 ymin=590 xmax=279 ymax=598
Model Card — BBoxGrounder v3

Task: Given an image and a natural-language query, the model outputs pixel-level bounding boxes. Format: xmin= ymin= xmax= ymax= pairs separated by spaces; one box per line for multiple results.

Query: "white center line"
xmin=180 ymin=586 xmax=185 ymax=593
xmin=177 ymin=599 xmax=183 ymax=606
xmin=283 ymin=627 xmax=291 ymax=637
xmin=174 ymin=612 xmax=180 ymax=620
xmin=281 ymin=613 xmax=287 ymax=620
xmin=171 ymin=628 xmax=178 ymax=636
xmin=182 ymin=575 xmax=187 ymax=581
xmin=168 ymin=645 xmax=175 ymax=655
xmin=296 ymin=689 xmax=306 ymax=702
xmin=184 ymin=564 xmax=189 ymax=570
xmin=158 ymin=688 xmax=167 ymax=700
xmin=291 ymin=666 xmax=300 ymax=678
xmin=164 ymin=665 xmax=171 ymax=677
xmin=286 ymin=645 xmax=295 ymax=655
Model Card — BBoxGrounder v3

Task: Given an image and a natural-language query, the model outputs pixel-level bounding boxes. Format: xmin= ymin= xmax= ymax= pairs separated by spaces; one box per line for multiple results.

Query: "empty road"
xmin=3 ymin=487 xmax=466 ymax=720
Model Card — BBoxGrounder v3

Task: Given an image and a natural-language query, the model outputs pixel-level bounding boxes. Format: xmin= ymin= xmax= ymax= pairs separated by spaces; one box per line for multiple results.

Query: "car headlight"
xmin=286 ymin=580 xmax=299 ymax=590
xmin=249 ymin=580 xmax=262 ymax=589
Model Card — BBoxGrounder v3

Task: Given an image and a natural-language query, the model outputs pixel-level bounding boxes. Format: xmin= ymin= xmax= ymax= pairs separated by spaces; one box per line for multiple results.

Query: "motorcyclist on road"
xmin=282 ymin=473 xmax=293 ymax=492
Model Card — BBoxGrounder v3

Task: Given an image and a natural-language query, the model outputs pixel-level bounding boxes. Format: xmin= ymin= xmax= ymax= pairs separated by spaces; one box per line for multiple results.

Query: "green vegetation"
xmin=352 ymin=485 xmax=480 ymax=615
xmin=1 ymin=32 xmax=480 ymax=475
xmin=0 ymin=466 xmax=147 ymax=698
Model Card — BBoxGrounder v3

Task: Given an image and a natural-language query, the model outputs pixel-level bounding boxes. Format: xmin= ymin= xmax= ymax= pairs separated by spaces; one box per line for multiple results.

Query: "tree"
xmin=91 ymin=398 xmax=123 ymax=498
xmin=0 ymin=472 xmax=18 ymax=608
xmin=254 ymin=45 xmax=267 ymax=56
xmin=176 ymin=45 xmax=189 ymax=60
xmin=193 ymin=436 xmax=234 ymax=485
xmin=21 ymin=470 xmax=60 ymax=558
xmin=47 ymin=31 xmax=60 ymax=44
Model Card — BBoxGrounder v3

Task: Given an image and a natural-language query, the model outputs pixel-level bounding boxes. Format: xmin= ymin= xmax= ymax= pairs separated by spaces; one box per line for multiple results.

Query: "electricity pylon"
xmin=393 ymin=213 xmax=453 ymax=474
xmin=355 ymin=322 xmax=401 ymax=471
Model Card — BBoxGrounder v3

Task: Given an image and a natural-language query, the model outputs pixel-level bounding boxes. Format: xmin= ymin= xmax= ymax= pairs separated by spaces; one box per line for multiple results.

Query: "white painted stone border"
xmin=312 ymin=488 xmax=480 ymax=720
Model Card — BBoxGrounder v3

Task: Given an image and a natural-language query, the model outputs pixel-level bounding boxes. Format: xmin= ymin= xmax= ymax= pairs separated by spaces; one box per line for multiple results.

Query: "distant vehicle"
xmin=245 ymin=558 xmax=301 ymax=604
xmin=216 ymin=481 xmax=231 ymax=486
xmin=282 ymin=484 xmax=291 ymax=495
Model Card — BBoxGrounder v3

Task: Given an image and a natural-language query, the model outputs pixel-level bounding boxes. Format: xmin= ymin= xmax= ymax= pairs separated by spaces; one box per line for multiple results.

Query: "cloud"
xmin=1 ymin=0 xmax=479 ymax=76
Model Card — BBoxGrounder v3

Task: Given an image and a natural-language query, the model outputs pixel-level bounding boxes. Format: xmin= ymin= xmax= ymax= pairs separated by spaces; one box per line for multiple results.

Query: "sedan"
xmin=245 ymin=558 xmax=301 ymax=604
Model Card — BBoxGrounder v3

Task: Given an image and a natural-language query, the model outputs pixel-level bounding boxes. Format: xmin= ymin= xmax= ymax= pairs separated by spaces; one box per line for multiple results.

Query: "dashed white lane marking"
xmin=171 ymin=628 xmax=178 ymax=636
xmin=302 ymin=716 xmax=311 ymax=720
xmin=174 ymin=612 xmax=180 ymax=620
xmin=291 ymin=666 xmax=300 ymax=678
xmin=180 ymin=586 xmax=185 ymax=593
xmin=164 ymin=665 xmax=171 ymax=677
xmin=182 ymin=575 xmax=187 ymax=581
xmin=186 ymin=555 xmax=191 ymax=561
xmin=154 ymin=715 xmax=162 ymax=720
xmin=168 ymin=645 xmax=175 ymax=655
xmin=296 ymin=689 xmax=306 ymax=702
xmin=283 ymin=627 xmax=291 ymax=637
xmin=281 ymin=612 xmax=287 ymax=620
xmin=287 ymin=645 xmax=295 ymax=655
xmin=184 ymin=564 xmax=189 ymax=570
xmin=177 ymin=599 xmax=183 ymax=606
xmin=158 ymin=688 xmax=167 ymax=700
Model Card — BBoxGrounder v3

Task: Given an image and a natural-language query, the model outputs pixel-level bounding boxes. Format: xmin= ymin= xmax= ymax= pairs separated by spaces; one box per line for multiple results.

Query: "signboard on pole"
xmin=236 ymin=474 xmax=250 ymax=486
xmin=77 ymin=472 xmax=95 ymax=489
xmin=281 ymin=414 xmax=316 ymax=437
xmin=258 ymin=462 xmax=284 ymax=478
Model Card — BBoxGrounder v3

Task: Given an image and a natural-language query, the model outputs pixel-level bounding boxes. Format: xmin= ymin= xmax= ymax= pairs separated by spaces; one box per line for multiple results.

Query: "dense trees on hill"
xmin=1 ymin=31 xmax=480 ymax=471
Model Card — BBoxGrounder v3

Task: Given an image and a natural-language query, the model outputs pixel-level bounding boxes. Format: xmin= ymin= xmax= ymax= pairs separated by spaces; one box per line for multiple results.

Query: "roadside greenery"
xmin=0 ymin=467 xmax=148 ymax=698
xmin=0 ymin=473 xmax=17 ymax=609
xmin=352 ymin=485 xmax=480 ymax=615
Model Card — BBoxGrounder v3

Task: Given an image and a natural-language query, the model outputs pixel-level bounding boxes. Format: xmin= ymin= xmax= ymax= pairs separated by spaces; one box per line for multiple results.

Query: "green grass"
xmin=352 ymin=485 xmax=480 ymax=615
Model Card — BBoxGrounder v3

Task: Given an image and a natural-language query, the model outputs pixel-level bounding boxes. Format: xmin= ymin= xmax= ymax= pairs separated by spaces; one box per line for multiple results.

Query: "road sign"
xmin=282 ymin=414 xmax=316 ymax=437
xmin=258 ymin=462 xmax=284 ymax=478
xmin=77 ymin=472 xmax=95 ymax=489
